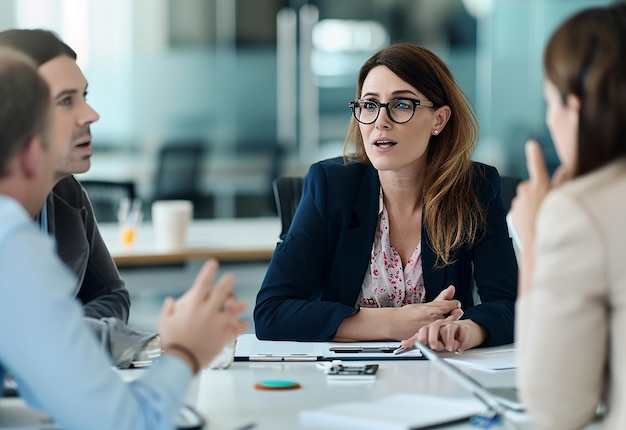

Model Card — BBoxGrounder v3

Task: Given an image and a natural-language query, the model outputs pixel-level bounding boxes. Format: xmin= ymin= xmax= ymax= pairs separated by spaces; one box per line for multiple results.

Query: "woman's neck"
xmin=378 ymin=170 xmax=425 ymax=215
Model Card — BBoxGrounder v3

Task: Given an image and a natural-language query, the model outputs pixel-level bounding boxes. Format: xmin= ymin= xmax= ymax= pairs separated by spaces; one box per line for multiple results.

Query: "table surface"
xmin=189 ymin=354 xmax=525 ymax=430
xmin=99 ymin=217 xmax=280 ymax=266
xmin=1 ymin=344 xmax=604 ymax=430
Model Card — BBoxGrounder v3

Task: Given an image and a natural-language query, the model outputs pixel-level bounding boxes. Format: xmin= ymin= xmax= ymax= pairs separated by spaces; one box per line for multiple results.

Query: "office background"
xmin=0 ymin=0 xmax=613 ymax=218
xmin=0 ymin=0 xmax=613 ymax=331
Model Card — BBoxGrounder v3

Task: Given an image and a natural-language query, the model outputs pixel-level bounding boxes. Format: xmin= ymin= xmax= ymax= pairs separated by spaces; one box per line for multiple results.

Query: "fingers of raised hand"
xmin=525 ymin=140 xmax=550 ymax=186
xmin=161 ymin=296 xmax=175 ymax=313
xmin=219 ymin=298 xmax=248 ymax=318
xmin=206 ymin=272 xmax=235 ymax=308
xmin=189 ymin=259 xmax=220 ymax=298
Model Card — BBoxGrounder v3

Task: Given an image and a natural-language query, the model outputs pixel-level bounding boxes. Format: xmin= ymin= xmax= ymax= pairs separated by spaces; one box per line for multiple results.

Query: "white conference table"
xmin=98 ymin=217 xmax=280 ymax=266
xmin=188 ymin=354 xmax=523 ymax=430
xmin=189 ymin=355 xmax=607 ymax=430
xmin=0 ymin=361 xmax=523 ymax=430
xmin=1 ymin=346 xmax=604 ymax=430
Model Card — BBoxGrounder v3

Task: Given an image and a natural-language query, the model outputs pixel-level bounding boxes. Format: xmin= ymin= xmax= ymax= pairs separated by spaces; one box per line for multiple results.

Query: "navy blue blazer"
xmin=254 ymin=157 xmax=518 ymax=346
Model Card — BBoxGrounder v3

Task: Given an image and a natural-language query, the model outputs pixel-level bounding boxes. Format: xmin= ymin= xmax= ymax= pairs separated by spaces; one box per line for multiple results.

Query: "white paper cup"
xmin=151 ymin=200 xmax=193 ymax=250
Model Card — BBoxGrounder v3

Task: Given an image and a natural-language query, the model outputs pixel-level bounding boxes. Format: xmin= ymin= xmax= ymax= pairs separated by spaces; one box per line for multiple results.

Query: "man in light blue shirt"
xmin=0 ymin=47 xmax=247 ymax=429
xmin=0 ymin=28 xmax=151 ymax=369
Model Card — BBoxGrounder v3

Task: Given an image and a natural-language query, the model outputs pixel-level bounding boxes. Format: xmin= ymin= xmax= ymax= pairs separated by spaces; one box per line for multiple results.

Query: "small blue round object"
xmin=254 ymin=380 xmax=301 ymax=390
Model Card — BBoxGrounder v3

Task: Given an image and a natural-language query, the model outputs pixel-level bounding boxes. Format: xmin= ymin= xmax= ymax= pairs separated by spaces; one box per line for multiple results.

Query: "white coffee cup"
xmin=151 ymin=200 xmax=193 ymax=250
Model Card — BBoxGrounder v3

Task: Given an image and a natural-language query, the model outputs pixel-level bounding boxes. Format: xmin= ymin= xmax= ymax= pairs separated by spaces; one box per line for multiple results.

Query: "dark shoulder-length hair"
xmin=343 ymin=42 xmax=484 ymax=266
xmin=544 ymin=4 xmax=626 ymax=177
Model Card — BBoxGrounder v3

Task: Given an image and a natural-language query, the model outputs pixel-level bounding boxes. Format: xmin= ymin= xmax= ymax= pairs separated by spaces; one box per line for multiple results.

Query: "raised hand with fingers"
xmin=510 ymin=141 xmax=551 ymax=252
xmin=157 ymin=259 xmax=248 ymax=374
xmin=510 ymin=140 xmax=571 ymax=295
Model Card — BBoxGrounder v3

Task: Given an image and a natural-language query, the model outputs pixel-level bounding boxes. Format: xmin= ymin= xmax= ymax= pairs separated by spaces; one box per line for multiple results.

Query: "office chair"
xmin=499 ymin=176 xmax=522 ymax=212
xmin=272 ymin=176 xmax=305 ymax=242
xmin=79 ymin=179 xmax=136 ymax=223
xmin=235 ymin=140 xmax=284 ymax=216
xmin=152 ymin=141 xmax=207 ymax=215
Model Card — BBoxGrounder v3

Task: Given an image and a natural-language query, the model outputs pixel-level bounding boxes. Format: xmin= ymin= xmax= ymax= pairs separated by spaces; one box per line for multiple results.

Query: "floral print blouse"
xmin=357 ymin=189 xmax=425 ymax=308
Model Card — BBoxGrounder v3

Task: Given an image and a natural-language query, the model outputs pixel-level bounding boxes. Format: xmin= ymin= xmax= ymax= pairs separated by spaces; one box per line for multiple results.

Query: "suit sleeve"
xmin=517 ymin=191 xmax=605 ymax=429
xmin=461 ymin=166 xmax=518 ymax=346
xmin=254 ymin=163 xmax=357 ymax=340
xmin=77 ymin=187 xmax=131 ymax=322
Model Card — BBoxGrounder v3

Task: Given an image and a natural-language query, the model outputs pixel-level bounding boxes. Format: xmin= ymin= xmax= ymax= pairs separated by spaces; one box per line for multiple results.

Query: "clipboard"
xmin=234 ymin=334 xmax=424 ymax=362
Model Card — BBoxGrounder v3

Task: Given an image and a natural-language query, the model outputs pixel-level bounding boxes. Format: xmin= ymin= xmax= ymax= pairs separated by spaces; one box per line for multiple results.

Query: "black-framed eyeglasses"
xmin=348 ymin=98 xmax=435 ymax=125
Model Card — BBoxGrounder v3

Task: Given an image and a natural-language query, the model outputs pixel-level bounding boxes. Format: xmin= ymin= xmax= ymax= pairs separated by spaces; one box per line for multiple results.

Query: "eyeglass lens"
xmin=354 ymin=99 xmax=416 ymax=124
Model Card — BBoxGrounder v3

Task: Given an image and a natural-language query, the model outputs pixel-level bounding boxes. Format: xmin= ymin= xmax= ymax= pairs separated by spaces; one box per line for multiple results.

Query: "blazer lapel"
xmin=422 ymin=226 xmax=448 ymax=302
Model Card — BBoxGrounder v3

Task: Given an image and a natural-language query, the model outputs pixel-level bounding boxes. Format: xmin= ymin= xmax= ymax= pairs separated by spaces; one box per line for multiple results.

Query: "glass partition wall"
xmin=1 ymin=0 xmax=613 ymax=217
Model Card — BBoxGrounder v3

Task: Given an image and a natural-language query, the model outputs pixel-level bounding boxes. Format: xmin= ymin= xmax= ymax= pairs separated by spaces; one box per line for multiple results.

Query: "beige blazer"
xmin=517 ymin=158 xmax=626 ymax=430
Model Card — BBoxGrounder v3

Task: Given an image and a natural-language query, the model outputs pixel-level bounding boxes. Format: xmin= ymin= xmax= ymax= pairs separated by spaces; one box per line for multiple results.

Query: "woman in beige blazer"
xmin=511 ymin=4 xmax=626 ymax=430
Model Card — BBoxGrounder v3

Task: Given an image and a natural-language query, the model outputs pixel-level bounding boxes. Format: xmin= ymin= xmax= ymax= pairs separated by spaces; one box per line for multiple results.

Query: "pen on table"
xmin=393 ymin=344 xmax=417 ymax=355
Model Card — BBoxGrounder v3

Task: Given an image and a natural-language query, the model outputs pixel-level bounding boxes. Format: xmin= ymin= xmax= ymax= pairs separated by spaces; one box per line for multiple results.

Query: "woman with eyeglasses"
xmin=254 ymin=42 xmax=517 ymax=352
xmin=513 ymin=4 xmax=626 ymax=429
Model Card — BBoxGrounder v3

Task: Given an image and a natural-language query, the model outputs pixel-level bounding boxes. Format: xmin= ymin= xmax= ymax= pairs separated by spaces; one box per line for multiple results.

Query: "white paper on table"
xmin=299 ymin=393 xmax=484 ymax=430
xmin=443 ymin=347 xmax=517 ymax=371
xmin=234 ymin=334 xmax=421 ymax=361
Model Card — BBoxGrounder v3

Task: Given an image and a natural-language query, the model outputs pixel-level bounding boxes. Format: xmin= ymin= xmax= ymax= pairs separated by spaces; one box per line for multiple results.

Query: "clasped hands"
xmin=397 ymin=285 xmax=487 ymax=353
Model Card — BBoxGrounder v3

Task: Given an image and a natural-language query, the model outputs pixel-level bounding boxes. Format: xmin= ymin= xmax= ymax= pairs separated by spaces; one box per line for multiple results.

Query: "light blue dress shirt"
xmin=0 ymin=196 xmax=192 ymax=430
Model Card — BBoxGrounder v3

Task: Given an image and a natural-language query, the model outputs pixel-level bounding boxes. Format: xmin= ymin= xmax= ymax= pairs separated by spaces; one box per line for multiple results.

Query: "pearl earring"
xmin=433 ymin=130 xmax=439 ymax=135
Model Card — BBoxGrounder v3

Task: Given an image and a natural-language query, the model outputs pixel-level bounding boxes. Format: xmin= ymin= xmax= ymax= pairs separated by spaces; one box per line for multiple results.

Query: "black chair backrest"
xmin=153 ymin=141 xmax=206 ymax=201
xmin=79 ymin=179 xmax=136 ymax=222
xmin=272 ymin=176 xmax=305 ymax=241
xmin=500 ymin=176 xmax=522 ymax=212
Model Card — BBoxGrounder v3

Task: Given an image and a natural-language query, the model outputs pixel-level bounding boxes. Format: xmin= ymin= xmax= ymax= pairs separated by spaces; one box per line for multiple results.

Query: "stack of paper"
xmin=299 ymin=393 xmax=484 ymax=430
xmin=443 ymin=347 xmax=517 ymax=371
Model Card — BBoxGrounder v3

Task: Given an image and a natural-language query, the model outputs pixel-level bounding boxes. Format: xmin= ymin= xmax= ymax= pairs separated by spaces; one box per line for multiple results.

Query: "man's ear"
xmin=18 ymin=135 xmax=43 ymax=179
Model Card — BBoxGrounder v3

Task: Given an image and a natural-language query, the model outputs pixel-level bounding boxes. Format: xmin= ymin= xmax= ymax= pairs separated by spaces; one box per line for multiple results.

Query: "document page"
xmin=234 ymin=334 xmax=423 ymax=361
xmin=235 ymin=334 xmax=322 ymax=361
xmin=442 ymin=346 xmax=517 ymax=371
xmin=299 ymin=393 xmax=484 ymax=430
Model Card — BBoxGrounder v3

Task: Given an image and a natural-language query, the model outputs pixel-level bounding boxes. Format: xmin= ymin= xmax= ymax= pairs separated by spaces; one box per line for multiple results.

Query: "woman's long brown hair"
xmin=544 ymin=4 xmax=626 ymax=178
xmin=343 ymin=43 xmax=485 ymax=266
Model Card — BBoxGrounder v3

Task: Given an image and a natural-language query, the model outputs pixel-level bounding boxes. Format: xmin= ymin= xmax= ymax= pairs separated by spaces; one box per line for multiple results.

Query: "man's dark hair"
xmin=0 ymin=47 xmax=51 ymax=176
xmin=0 ymin=29 xmax=76 ymax=66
